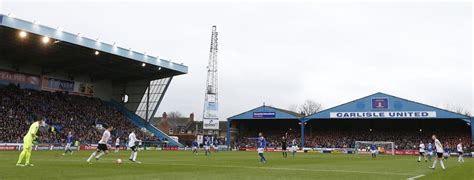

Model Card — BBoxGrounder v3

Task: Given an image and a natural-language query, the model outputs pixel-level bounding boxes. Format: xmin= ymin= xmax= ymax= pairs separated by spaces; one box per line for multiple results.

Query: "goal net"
xmin=354 ymin=141 xmax=395 ymax=155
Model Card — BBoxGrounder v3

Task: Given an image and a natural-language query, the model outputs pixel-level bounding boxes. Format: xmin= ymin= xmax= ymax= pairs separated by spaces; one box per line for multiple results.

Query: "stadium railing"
xmin=108 ymin=100 xmax=184 ymax=147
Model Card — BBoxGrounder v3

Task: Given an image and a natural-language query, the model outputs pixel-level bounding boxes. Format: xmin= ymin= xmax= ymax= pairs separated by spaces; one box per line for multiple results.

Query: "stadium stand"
xmin=0 ymin=84 xmax=157 ymax=144
xmin=0 ymin=14 xmax=188 ymax=147
xmin=228 ymin=93 xmax=473 ymax=152
xmin=232 ymin=130 xmax=471 ymax=152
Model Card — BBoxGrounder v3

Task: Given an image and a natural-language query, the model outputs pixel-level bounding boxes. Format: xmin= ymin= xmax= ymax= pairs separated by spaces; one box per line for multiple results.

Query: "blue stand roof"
xmin=303 ymin=92 xmax=470 ymax=122
xmin=228 ymin=105 xmax=302 ymax=121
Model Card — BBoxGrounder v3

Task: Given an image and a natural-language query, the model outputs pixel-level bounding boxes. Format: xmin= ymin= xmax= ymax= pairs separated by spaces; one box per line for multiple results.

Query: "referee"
xmin=281 ymin=135 xmax=288 ymax=158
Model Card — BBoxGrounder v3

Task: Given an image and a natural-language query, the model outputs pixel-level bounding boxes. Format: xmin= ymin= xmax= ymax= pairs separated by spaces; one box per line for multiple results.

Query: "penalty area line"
xmin=407 ymin=174 xmax=425 ymax=180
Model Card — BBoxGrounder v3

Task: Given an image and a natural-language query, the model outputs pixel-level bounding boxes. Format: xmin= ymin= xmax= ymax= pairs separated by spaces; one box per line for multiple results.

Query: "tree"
xmin=168 ymin=111 xmax=183 ymax=119
xmin=299 ymin=100 xmax=323 ymax=116
xmin=288 ymin=104 xmax=298 ymax=112
xmin=444 ymin=104 xmax=472 ymax=117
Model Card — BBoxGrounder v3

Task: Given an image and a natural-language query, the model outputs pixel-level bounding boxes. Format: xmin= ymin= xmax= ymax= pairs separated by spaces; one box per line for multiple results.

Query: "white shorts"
xmin=192 ymin=147 xmax=197 ymax=151
xmin=428 ymin=152 xmax=433 ymax=156
xmin=65 ymin=143 xmax=71 ymax=150
xmin=204 ymin=146 xmax=210 ymax=150
xmin=371 ymin=150 xmax=377 ymax=154
xmin=291 ymin=146 xmax=297 ymax=152
xmin=257 ymin=148 xmax=264 ymax=154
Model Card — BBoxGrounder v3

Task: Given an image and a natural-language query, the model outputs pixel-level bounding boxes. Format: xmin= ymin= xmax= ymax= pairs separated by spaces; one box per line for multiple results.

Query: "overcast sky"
xmin=1 ymin=2 xmax=472 ymax=120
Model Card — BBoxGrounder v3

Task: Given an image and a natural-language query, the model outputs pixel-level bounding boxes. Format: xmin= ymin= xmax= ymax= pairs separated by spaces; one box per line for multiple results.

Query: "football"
xmin=116 ymin=159 xmax=122 ymax=164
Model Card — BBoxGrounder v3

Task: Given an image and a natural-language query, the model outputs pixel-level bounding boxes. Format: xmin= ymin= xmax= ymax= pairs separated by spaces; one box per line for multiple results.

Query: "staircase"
xmin=108 ymin=101 xmax=183 ymax=147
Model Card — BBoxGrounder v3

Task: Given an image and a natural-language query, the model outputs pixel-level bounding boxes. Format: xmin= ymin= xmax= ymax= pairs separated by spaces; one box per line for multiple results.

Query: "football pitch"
xmin=0 ymin=150 xmax=472 ymax=180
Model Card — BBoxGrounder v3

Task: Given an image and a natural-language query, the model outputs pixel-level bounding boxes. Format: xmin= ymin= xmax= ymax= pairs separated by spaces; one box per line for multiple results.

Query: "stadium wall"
xmin=109 ymin=100 xmax=184 ymax=147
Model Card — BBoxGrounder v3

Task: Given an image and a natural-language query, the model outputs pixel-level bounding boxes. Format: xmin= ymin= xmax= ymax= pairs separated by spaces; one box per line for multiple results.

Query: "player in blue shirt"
xmin=213 ymin=139 xmax=219 ymax=153
xmin=62 ymin=132 xmax=74 ymax=155
xmin=192 ymin=140 xmax=199 ymax=155
xmin=204 ymin=136 xmax=211 ymax=156
xmin=427 ymin=143 xmax=433 ymax=161
xmin=108 ymin=138 xmax=113 ymax=148
xmin=442 ymin=145 xmax=450 ymax=161
xmin=370 ymin=143 xmax=377 ymax=158
xmin=257 ymin=132 xmax=267 ymax=163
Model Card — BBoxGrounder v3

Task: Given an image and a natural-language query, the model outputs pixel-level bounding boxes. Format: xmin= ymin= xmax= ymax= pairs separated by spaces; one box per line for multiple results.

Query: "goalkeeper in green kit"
xmin=16 ymin=115 xmax=47 ymax=167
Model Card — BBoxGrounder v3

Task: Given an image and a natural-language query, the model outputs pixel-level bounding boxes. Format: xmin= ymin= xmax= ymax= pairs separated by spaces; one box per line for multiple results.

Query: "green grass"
xmin=0 ymin=150 xmax=472 ymax=180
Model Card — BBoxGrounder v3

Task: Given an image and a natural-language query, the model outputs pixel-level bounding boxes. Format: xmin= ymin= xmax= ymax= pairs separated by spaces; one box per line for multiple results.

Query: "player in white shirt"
xmin=291 ymin=138 xmax=298 ymax=157
xmin=128 ymin=130 xmax=141 ymax=163
xmin=430 ymin=135 xmax=445 ymax=170
xmin=417 ymin=141 xmax=427 ymax=162
xmin=87 ymin=126 xmax=113 ymax=164
xmin=114 ymin=137 xmax=120 ymax=153
xmin=456 ymin=140 xmax=464 ymax=163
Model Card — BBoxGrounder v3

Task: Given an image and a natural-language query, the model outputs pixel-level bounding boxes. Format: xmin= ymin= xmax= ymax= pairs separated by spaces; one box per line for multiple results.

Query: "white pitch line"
xmin=158 ymin=163 xmax=417 ymax=176
xmin=18 ymin=158 xmax=417 ymax=177
xmin=407 ymin=174 xmax=425 ymax=180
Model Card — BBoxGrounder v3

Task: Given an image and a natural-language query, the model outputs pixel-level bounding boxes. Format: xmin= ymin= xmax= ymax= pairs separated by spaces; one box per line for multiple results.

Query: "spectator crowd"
xmin=0 ymin=85 xmax=158 ymax=145
xmin=233 ymin=130 xmax=471 ymax=151
xmin=2 ymin=84 xmax=471 ymax=152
